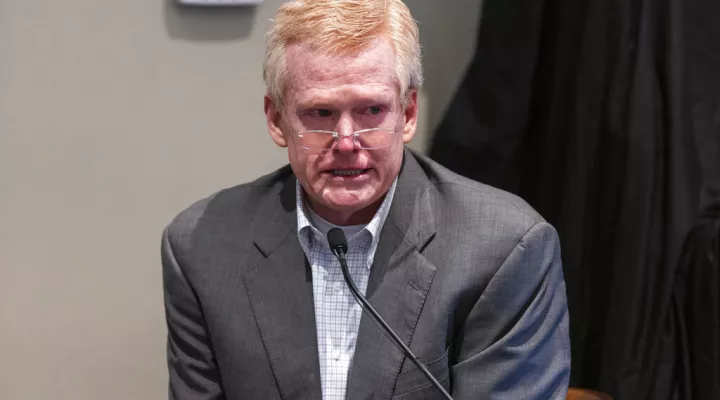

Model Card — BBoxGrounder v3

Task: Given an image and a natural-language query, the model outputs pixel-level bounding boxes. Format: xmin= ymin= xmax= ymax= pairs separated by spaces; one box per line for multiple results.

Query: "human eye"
xmin=361 ymin=105 xmax=386 ymax=116
xmin=306 ymin=108 xmax=333 ymax=118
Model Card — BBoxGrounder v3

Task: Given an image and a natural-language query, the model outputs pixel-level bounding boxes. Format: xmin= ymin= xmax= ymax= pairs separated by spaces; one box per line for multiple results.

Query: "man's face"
xmin=265 ymin=38 xmax=418 ymax=225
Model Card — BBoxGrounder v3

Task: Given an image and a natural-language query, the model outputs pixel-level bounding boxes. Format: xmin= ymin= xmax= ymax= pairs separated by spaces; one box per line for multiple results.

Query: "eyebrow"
xmin=296 ymin=95 xmax=394 ymax=110
xmin=294 ymin=85 xmax=396 ymax=110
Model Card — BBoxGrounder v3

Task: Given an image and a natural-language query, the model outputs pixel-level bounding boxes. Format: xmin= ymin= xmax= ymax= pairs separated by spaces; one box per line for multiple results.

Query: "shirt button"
xmin=332 ymin=281 xmax=343 ymax=292
xmin=332 ymin=349 xmax=341 ymax=361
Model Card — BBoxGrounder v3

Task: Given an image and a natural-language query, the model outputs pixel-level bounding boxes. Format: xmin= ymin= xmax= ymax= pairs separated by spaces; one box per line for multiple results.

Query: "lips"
xmin=330 ymin=169 xmax=368 ymax=176
xmin=324 ymin=167 xmax=372 ymax=178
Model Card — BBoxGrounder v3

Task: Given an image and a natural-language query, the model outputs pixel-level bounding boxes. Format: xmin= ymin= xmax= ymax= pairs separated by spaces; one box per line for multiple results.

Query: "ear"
xmin=264 ymin=95 xmax=287 ymax=148
xmin=401 ymin=90 xmax=418 ymax=144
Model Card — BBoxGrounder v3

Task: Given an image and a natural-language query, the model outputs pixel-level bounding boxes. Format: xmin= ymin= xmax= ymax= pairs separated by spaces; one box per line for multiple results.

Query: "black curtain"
xmin=428 ymin=0 xmax=720 ymax=399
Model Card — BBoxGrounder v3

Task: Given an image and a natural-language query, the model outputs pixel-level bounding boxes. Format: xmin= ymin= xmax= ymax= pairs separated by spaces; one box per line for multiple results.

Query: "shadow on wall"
xmin=163 ymin=0 xmax=258 ymax=41
xmin=403 ymin=0 xmax=483 ymax=151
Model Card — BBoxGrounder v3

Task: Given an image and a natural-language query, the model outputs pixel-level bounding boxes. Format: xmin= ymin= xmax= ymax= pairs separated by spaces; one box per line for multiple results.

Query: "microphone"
xmin=327 ymin=228 xmax=453 ymax=400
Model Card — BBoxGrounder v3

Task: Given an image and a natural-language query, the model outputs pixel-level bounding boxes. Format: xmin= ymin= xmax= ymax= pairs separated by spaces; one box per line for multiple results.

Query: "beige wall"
xmin=0 ymin=0 xmax=481 ymax=398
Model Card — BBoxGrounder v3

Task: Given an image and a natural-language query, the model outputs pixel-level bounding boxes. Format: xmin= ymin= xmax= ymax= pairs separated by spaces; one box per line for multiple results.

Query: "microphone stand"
xmin=328 ymin=228 xmax=453 ymax=400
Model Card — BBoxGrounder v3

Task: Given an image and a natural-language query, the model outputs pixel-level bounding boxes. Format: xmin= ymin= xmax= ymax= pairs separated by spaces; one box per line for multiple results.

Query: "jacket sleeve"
xmin=162 ymin=226 xmax=226 ymax=400
xmin=451 ymin=221 xmax=571 ymax=399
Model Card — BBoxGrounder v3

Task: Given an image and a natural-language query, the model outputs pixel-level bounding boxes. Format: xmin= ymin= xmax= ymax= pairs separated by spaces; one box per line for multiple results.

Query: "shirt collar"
xmin=296 ymin=177 xmax=397 ymax=247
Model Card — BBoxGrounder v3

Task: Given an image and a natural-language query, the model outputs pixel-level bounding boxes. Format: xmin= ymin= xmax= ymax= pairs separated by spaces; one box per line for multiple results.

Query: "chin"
xmin=320 ymin=188 xmax=374 ymax=206
xmin=324 ymin=196 xmax=371 ymax=211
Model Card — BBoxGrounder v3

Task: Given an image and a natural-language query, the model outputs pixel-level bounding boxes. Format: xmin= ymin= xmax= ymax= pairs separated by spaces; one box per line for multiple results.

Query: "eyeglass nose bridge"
xmin=332 ymin=130 xmax=361 ymax=138
xmin=330 ymin=131 xmax=361 ymax=149
xmin=295 ymin=127 xmax=394 ymax=152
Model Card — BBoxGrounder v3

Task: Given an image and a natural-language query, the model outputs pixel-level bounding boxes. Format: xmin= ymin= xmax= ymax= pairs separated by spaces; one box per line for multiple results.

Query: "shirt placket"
xmin=325 ymin=251 xmax=348 ymax=399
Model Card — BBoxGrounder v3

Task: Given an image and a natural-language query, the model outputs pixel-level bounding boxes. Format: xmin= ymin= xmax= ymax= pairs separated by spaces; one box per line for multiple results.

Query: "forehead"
xmin=284 ymin=39 xmax=398 ymax=104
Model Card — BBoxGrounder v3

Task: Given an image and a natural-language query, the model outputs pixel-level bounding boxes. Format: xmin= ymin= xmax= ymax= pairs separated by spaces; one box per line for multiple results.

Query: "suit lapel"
xmin=346 ymin=150 xmax=438 ymax=400
xmin=243 ymin=176 xmax=323 ymax=400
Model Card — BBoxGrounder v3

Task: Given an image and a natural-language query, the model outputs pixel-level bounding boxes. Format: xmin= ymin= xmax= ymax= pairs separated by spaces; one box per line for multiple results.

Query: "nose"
xmin=334 ymin=134 xmax=357 ymax=152
xmin=333 ymin=118 xmax=358 ymax=153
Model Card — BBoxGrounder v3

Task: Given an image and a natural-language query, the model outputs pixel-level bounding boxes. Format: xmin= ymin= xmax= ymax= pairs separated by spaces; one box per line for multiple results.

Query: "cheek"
xmin=296 ymin=153 xmax=323 ymax=183
xmin=287 ymin=146 xmax=311 ymax=178
xmin=286 ymin=146 xmax=328 ymax=186
xmin=374 ymin=148 xmax=403 ymax=175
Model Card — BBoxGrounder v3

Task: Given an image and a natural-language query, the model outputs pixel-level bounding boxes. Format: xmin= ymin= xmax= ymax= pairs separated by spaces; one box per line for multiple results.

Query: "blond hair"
xmin=263 ymin=0 xmax=422 ymax=109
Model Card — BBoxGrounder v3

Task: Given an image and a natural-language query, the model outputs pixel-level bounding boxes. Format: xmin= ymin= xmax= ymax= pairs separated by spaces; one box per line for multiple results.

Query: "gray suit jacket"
xmin=162 ymin=148 xmax=570 ymax=399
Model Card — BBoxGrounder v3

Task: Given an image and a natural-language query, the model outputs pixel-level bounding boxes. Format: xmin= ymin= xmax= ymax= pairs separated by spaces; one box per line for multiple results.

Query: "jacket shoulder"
xmin=412 ymin=151 xmax=545 ymax=233
xmin=164 ymin=164 xmax=294 ymax=246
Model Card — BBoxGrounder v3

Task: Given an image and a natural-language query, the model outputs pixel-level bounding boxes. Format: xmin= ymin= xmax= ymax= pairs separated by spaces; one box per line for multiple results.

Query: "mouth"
xmin=325 ymin=168 xmax=372 ymax=179
xmin=331 ymin=168 xmax=368 ymax=176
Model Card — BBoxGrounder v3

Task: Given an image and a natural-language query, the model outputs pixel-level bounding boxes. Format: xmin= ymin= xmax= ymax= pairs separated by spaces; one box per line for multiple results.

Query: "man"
xmin=161 ymin=0 xmax=571 ymax=399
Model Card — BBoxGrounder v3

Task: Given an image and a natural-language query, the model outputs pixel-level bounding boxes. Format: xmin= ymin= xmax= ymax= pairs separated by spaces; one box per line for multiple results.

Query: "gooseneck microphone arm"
xmin=327 ymin=228 xmax=453 ymax=400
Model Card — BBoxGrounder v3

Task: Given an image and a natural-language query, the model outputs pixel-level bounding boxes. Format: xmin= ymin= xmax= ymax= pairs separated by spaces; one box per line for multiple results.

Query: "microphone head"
xmin=327 ymin=228 xmax=348 ymax=253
